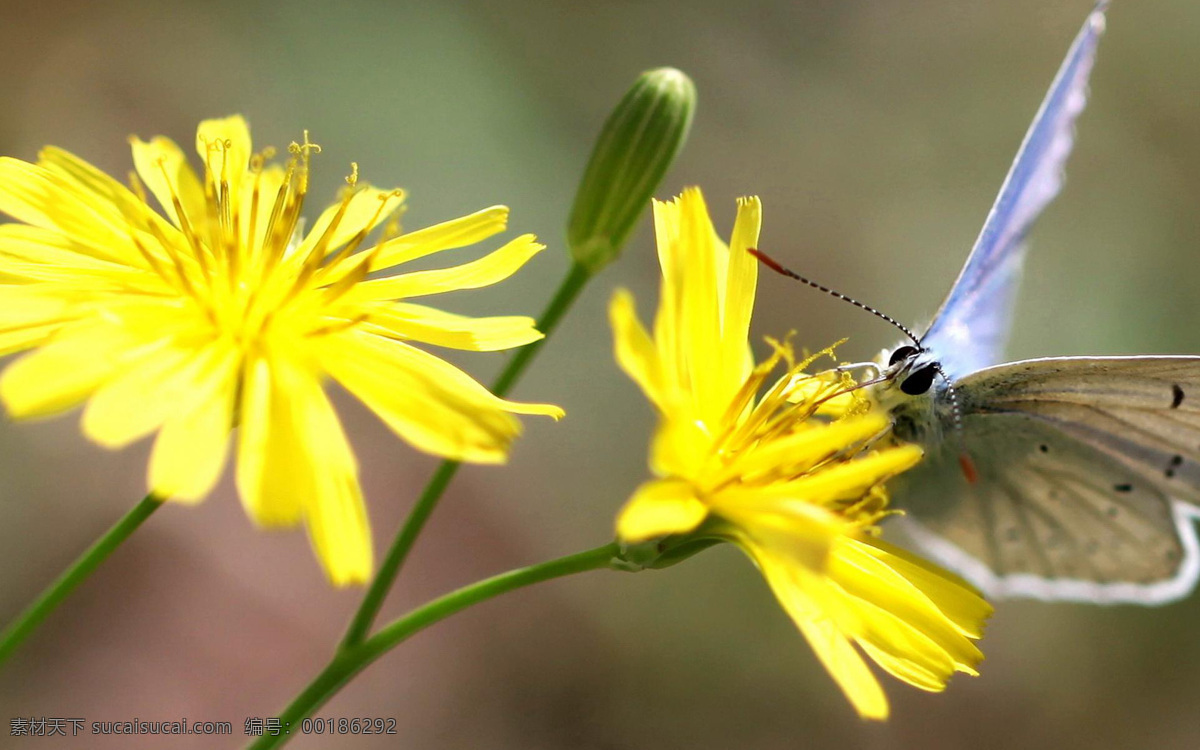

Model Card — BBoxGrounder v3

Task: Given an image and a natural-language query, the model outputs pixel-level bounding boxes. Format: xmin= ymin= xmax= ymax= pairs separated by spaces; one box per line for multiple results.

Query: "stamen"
xmin=127 ymin=171 xmax=148 ymax=204
xmin=290 ymin=130 xmax=321 ymax=196
xmin=295 ymin=174 xmax=363 ymax=281
xmin=201 ymin=137 xmax=227 ymax=263
xmin=322 ymin=244 xmax=383 ymax=303
xmin=155 ymin=157 xmax=212 ymax=279
xmin=219 ymin=138 xmax=238 ymax=270
xmin=378 ymin=210 xmax=403 ymax=245
xmin=319 ymin=189 xmax=403 ymax=277
xmin=245 ymin=151 xmax=271 ymax=264
xmin=260 ymin=151 xmax=300 ymax=267
xmin=122 ymin=217 xmax=204 ymax=307
xmin=267 ymin=132 xmax=321 ymax=263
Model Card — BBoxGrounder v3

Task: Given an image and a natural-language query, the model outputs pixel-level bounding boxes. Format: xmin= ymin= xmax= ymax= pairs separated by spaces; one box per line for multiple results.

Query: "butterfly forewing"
xmin=958 ymin=356 xmax=1200 ymax=504
xmin=921 ymin=3 xmax=1108 ymax=379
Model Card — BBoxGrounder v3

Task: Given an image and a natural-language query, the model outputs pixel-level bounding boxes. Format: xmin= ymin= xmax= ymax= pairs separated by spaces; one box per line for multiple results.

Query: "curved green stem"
xmin=0 ymin=494 xmax=161 ymax=665
xmin=250 ymin=541 xmax=619 ymax=749
xmin=340 ymin=261 xmax=592 ymax=648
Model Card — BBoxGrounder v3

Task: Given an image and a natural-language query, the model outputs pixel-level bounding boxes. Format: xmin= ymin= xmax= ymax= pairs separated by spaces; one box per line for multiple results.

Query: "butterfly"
xmin=756 ymin=1 xmax=1200 ymax=605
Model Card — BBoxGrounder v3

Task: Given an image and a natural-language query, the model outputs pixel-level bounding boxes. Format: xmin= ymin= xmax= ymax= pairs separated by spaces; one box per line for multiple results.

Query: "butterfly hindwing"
xmin=922 ymin=3 xmax=1108 ymax=378
xmin=891 ymin=408 xmax=1200 ymax=604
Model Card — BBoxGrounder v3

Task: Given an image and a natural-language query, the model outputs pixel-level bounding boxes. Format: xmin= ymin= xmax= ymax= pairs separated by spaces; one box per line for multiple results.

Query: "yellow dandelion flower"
xmin=609 ymin=188 xmax=991 ymax=719
xmin=0 ymin=115 xmax=562 ymax=585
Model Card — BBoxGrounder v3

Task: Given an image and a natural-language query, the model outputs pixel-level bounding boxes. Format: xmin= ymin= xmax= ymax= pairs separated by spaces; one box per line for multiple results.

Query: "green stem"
xmin=251 ymin=542 xmax=619 ymax=749
xmin=0 ymin=494 xmax=161 ymax=665
xmin=340 ymin=261 xmax=592 ymax=647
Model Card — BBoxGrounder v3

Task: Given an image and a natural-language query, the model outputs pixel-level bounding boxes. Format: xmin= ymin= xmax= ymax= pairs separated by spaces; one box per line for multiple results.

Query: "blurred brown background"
xmin=3 ymin=0 xmax=1200 ymax=748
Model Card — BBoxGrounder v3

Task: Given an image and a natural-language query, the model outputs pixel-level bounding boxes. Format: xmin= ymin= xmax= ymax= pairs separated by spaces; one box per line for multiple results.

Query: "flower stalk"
xmin=251 ymin=542 xmax=622 ymax=750
xmin=0 ymin=494 xmax=161 ymax=666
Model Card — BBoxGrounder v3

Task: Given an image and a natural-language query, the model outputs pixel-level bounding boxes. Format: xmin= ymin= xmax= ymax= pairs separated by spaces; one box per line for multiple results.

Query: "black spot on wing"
xmin=1039 ymin=444 xmax=1049 ymax=453
xmin=1113 ymin=483 xmax=1133 ymax=493
xmin=1172 ymin=383 xmax=1185 ymax=409
xmin=1167 ymin=454 xmax=1184 ymax=479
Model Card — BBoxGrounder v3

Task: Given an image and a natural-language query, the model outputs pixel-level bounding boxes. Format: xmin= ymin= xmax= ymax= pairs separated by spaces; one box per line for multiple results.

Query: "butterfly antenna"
xmin=748 ymin=248 xmax=924 ymax=347
xmin=932 ymin=363 xmax=978 ymax=484
xmin=748 ymin=247 xmax=979 ymax=484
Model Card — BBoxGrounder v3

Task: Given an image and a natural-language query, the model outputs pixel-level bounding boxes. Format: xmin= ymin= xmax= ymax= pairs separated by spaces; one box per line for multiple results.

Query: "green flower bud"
xmin=568 ymin=67 xmax=696 ymax=273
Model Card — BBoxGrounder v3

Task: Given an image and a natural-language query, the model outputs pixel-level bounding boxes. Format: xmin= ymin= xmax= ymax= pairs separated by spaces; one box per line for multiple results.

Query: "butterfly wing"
xmin=890 ymin=355 xmax=1200 ymax=604
xmin=921 ymin=3 xmax=1108 ymax=379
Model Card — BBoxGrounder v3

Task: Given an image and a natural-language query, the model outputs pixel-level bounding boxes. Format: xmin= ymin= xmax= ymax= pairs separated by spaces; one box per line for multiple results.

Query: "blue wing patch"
xmin=923 ymin=2 xmax=1108 ymax=379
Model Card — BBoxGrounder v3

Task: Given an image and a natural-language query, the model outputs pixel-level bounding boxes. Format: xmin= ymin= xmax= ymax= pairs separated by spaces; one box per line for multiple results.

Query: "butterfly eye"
xmin=889 ymin=345 xmax=919 ymax=366
xmin=900 ymin=364 xmax=938 ymax=395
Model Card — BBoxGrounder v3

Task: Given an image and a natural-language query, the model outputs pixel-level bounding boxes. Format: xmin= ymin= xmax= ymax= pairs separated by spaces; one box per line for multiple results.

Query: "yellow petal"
xmin=676 ymin=190 xmax=724 ymax=417
xmin=130 ymin=135 xmax=207 ymax=231
xmin=648 ymin=413 xmax=713 ymax=479
xmin=831 ymin=539 xmax=984 ymax=675
xmin=710 ymin=196 xmax=761 ymax=403
xmin=291 ymin=366 xmax=371 ymax=586
xmin=857 ymin=639 xmax=950 ymax=692
xmin=798 ymin=614 xmax=889 ymax=720
xmin=348 ymin=234 xmax=544 ymax=301
xmin=749 ymin=542 xmax=889 ymax=718
xmin=0 ymin=324 xmax=59 ymax=356
xmin=322 ymin=331 xmax=559 ymax=464
xmin=0 ymin=158 xmax=137 ymax=264
xmin=83 ymin=344 xmax=200 ymax=447
xmin=235 ymin=354 xmax=372 ymax=585
xmin=0 ymin=319 xmax=162 ymax=418
xmin=0 ymin=285 xmax=74 ymax=334
xmin=147 ymin=345 xmax=238 ymax=502
xmin=721 ymin=196 xmax=761 ymax=354
xmin=855 ymin=538 xmax=992 ymax=639
xmin=650 ymin=197 xmax=683 ymax=391
xmin=752 ymin=445 xmax=924 ymax=505
xmin=609 ymin=289 xmax=664 ymax=409
xmin=615 ymin=479 xmax=708 ymax=542
xmin=367 ymin=205 xmax=509 ymax=271
xmin=236 ymin=357 xmax=303 ymax=526
xmin=0 ymin=223 xmax=150 ymax=279
xmin=718 ymin=413 xmax=888 ymax=486
xmin=39 ymin=147 xmax=168 ymax=234
xmin=727 ymin=502 xmax=844 ymax=575
xmin=361 ymin=303 xmax=542 ymax=352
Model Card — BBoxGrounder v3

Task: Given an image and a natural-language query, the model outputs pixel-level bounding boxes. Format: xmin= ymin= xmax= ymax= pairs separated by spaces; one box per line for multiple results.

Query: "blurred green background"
xmin=3 ymin=1 xmax=1200 ymax=747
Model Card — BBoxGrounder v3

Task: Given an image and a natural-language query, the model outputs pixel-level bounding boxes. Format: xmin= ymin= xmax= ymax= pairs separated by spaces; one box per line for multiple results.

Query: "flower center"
xmin=126 ymin=132 xmax=402 ymax=349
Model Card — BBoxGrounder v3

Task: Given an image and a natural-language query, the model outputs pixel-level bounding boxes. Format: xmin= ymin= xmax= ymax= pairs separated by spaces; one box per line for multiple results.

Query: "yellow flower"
xmin=0 ymin=115 xmax=562 ymax=585
xmin=610 ymin=188 xmax=991 ymax=719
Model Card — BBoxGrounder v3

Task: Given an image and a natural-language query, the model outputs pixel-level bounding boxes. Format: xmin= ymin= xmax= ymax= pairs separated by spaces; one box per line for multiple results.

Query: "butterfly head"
xmin=874 ymin=344 xmax=958 ymax=446
xmin=886 ymin=345 xmax=941 ymax=396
